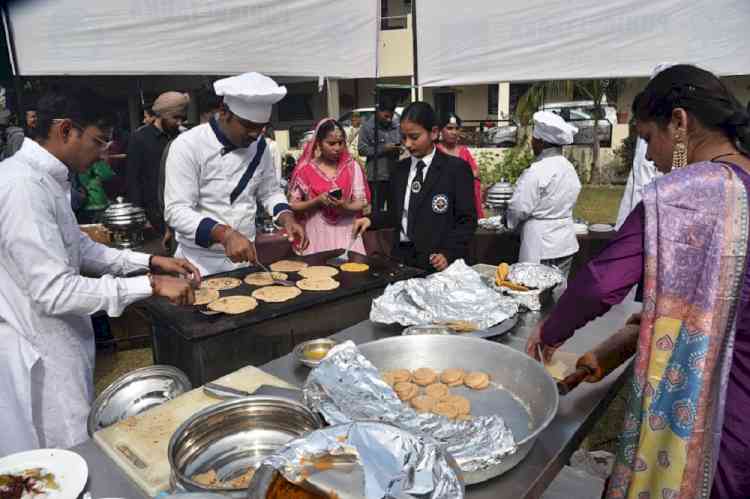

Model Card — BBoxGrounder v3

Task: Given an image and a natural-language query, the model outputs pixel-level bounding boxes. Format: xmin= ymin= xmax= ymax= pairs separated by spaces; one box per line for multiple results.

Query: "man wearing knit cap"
xmin=127 ymin=91 xmax=189 ymax=235
xmin=507 ymin=111 xmax=582 ymax=278
xmin=164 ymin=72 xmax=307 ymax=275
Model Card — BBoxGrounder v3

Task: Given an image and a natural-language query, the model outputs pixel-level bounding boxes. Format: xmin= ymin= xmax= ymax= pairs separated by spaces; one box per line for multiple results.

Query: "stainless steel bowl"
xmin=293 ymin=338 xmax=338 ymax=368
xmin=87 ymin=365 xmax=191 ymax=436
xmin=357 ymin=335 xmax=559 ymax=484
xmin=169 ymin=396 xmax=322 ymax=497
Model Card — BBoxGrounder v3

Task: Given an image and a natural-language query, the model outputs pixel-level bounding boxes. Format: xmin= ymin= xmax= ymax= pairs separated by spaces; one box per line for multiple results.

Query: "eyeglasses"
xmin=53 ymin=118 xmax=113 ymax=151
xmin=225 ymin=106 xmax=268 ymax=133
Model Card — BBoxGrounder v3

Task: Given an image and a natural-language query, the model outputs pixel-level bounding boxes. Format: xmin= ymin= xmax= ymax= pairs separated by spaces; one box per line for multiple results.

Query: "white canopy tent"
xmin=415 ymin=0 xmax=750 ymax=86
xmin=3 ymin=0 xmax=377 ymax=78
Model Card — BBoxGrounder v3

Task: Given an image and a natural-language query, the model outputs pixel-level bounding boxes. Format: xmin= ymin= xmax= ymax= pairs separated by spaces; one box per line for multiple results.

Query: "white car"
xmin=541 ymin=101 xmax=617 ymax=146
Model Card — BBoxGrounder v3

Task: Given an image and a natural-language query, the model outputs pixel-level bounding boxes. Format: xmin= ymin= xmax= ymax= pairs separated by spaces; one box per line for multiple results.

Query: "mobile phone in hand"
xmin=329 ymin=188 xmax=343 ymax=200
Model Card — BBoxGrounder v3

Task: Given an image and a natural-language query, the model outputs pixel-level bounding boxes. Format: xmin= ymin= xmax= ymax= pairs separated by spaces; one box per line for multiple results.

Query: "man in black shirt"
xmin=126 ymin=91 xmax=188 ymax=235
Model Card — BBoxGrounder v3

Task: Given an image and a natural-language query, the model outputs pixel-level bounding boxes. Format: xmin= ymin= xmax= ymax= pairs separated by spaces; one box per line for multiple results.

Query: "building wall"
xmin=378 ymin=15 xmax=413 ymax=78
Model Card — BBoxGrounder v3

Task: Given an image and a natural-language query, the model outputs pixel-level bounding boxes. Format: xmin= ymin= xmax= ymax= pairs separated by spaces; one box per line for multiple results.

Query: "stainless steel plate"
xmin=169 ymin=396 xmax=322 ymax=497
xmin=87 ymin=365 xmax=191 ymax=436
xmin=357 ymin=335 xmax=558 ymax=483
xmin=402 ymin=315 xmax=518 ymax=340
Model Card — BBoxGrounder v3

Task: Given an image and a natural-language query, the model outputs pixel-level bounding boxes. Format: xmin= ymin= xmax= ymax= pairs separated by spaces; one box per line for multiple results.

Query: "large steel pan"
xmin=357 ymin=335 xmax=559 ymax=483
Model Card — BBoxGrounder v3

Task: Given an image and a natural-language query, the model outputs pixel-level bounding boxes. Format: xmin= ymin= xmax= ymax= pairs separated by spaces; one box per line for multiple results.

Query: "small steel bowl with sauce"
xmin=293 ymin=338 xmax=338 ymax=368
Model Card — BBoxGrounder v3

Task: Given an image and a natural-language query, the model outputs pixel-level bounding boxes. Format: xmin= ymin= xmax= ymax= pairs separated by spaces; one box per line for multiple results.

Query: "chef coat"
xmin=507 ymin=148 xmax=582 ymax=262
xmin=615 ymin=137 xmax=662 ymax=230
xmin=164 ymin=119 xmax=290 ymax=275
xmin=0 ymin=139 xmax=153 ymax=455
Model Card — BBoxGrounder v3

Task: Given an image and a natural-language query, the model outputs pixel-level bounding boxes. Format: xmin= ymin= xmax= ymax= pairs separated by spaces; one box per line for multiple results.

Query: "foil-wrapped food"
xmin=255 ymin=421 xmax=464 ymax=499
xmin=477 ymin=216 xmax=506 ymax=231
xmin=506 ymin=262 xmax=564 ymax=290
xmin=370 ymin=260 xmax=519 ymax=330
xmin=303 ymin=342 xmax=517 ymax=479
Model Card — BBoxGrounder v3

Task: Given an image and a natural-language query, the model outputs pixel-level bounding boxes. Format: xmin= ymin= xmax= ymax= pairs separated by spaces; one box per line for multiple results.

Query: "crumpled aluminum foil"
xmin=507 ymin=262 xmax=564 ymax=290
xmin=370 ymin=260 xmax=519 ymax=329
xmin=499 ymin=288 xmax=548 ymax=312
xmin=259 ymin=421 xmax=464 ymax=499
xmin=478 ymin=216 xmax=506 ymax=231
xmin=304 ymin=342 xmax=517 ymax=477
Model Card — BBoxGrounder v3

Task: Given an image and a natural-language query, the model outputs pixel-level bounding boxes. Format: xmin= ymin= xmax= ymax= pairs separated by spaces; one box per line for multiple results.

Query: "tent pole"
xmin=411 ymin=0 xmax=419 ymax=100
xmin=1 ymin=3 xmax=24 ymax=117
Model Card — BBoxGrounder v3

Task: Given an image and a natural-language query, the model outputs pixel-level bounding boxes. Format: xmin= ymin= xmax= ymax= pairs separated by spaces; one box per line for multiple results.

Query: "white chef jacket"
xmin=400 ymin=147 xmax=435 ymax=242
xmin=615 ymin=138 xmax=662 ymax=230
xmin=507 ymin=148 xmax=582 ymax=262
xmin=0 ymin=139 xmax=153 ymax=455
xmin=267 ymin=138 xmax=283 ymax=182
xmin=164 ymin=120 xmax=291 ymax=275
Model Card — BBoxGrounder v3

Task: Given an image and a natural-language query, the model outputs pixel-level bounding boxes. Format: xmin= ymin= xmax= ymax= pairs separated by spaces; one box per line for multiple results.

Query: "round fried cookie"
xmin=440 ymin=368 xmax=466 ymax=387
xmin=383 ymin=369 xmax=412 ymax=384
xmin=464 ymin=371 xmax=491 ymax=390
xmin=412 ymin=367 xmax=438 ymax=386
xmin=433 ymin=401 xmax=460 ymax=419
xmin=424 ymin=383 xmax=450 ymax=401
xmin=394 ymin=381 xmax=419 ymax=401
xmin=444 ymin=394 xmax=471 ymax=415
xmin=411 ymin=395 xmax=437 ymax=413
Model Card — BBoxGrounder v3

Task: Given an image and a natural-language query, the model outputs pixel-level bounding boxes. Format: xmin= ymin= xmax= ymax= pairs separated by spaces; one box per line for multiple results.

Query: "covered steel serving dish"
xmin=102 ymin=196 xmax=148 ymax=248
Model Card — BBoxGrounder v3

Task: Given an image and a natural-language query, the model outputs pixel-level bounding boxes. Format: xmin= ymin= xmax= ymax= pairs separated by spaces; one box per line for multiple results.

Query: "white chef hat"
xmin=532 ymin=111 xmax=578 ymax=146
xmin=213 ymin=72 xmax=287 ymax=123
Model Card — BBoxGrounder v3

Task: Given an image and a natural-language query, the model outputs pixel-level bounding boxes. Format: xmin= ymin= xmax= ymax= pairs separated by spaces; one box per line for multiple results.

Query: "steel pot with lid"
xmin=485 ymin=179 xmax=515 ymax=206
xmin=102 ymin=196 xmax=147 ymax=248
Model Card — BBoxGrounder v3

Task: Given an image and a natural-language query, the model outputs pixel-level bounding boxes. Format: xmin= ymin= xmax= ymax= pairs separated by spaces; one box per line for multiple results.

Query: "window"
xmin=277 ymin=94 xmax=313 ymax=122
xmin=487 ymin=85 xmax=499 ymax=115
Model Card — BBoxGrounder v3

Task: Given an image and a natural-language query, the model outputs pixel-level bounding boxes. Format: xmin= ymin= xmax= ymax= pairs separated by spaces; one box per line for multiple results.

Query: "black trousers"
xmin=369 ymin=180 xmax=390 ymax=216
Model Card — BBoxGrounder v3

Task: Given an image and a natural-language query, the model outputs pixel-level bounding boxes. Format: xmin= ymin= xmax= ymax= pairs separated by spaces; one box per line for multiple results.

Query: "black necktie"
xmin=407 ymin=160 xmax=426 ymax=239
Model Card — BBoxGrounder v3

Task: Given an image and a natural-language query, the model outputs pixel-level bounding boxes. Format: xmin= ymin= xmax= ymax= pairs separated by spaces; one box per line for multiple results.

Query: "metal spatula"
xmin=327 ymin=237 xmax=358 ymax=266
xmin=256 ymin=260 xmax=296 ymax=286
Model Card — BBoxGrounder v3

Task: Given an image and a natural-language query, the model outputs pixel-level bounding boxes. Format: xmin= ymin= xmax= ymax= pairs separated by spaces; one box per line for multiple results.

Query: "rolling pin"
xmin=557 ymin=323 xmax=640 ymax=395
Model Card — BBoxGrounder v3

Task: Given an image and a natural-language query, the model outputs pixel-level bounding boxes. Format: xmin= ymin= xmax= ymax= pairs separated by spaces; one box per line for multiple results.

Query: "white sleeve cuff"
xmin=123 ymin=275 xmax=153 ymax=299
xmin=125 ymin=250 xmax=152 ymax=270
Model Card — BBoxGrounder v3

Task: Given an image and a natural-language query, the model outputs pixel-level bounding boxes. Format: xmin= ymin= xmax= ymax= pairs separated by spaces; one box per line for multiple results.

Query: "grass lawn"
xmin=573 ymin=185 xmax=625 ymax=225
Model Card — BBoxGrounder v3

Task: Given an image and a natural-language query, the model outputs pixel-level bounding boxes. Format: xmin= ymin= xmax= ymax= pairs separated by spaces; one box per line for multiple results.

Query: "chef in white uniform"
xmin=164 ymin=72 xmax=307 ymax=275
xmin=614 ymin=63 xmax=674 ymax=230
xmin=0 ymin=88 xmax=199 ymax=456
xmin=507 ymin=111 xmax=581 ymax=277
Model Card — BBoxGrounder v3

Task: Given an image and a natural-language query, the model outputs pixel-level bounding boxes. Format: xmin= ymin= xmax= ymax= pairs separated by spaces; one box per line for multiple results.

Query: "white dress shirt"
xmin=164 ymin=121 xmax=291 ymax=275
xmin=615 ymin=138 xmax=662 ymax=230
xmin=401 ymin=147 xmax=436 ymax=242
xmin=507 ymin=148 xmax=582 ymax=262
xmin=0 ymin=139 xmax=153 ymax=454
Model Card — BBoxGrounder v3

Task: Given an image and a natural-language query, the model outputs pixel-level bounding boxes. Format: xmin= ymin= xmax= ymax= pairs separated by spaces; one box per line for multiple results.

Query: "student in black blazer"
xmin=354 ymin=102 xmax=477 ymax=272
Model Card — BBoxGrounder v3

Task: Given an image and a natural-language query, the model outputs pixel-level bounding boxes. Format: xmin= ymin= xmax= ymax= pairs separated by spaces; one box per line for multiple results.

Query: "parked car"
xmin=541 ymin=101 xmax=617 ymax=146
xmin=297 ymin=107 xmax=404 ymax=149
xmin=483 ymin=101 xmax=617 ymax=148
xmin=483 ymin=120 xmax=519 ymax=147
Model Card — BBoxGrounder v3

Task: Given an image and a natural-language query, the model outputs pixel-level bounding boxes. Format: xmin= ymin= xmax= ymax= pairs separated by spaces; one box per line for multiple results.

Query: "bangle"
xmin=148 ymin=255 xmax=155 ymax=271
xmin=147 ymin=273 xmax=156 ymax=291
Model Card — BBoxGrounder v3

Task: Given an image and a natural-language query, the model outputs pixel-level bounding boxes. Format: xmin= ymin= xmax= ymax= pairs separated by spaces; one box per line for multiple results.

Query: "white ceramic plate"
xmin=0 ymin=449 xmax=88 ymax=499
xmin=588 ymin=223 xmax=614 ymax=232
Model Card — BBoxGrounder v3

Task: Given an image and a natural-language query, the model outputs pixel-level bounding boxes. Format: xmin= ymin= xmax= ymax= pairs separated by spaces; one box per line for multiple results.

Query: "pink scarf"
xmin=290 ymin=118 xmax=370 ymax=224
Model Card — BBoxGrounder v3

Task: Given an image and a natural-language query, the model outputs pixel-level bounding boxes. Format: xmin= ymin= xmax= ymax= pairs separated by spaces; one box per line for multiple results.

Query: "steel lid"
xmin=103 ymin=196 xmax=146 ymax=221
xmin=87 ymin=365 xmax=192 ymax=436
xmin=487 ymin=180 xmax=515 ymax=196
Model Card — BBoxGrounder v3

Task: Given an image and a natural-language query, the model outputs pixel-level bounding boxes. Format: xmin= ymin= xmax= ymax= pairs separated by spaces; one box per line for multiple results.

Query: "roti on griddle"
xmin=298 ymin=265 xmax=339 ymax=278
xmin=296 ymin=277 xmax=340 ymax=291
xmin=193 ymin=288 xmax=220 ymax=306
xmin=269 ymin=260 xmax=309 ymax=273
xmin=201 ymin=277 xmax=242 ymax=291
xmin=206 ymin=295 xmax=258 ymax=314
xmin=251 ymin=285 xmax=302 ymax=303
xmin=243 ymin=271 xmax=289 ymax=286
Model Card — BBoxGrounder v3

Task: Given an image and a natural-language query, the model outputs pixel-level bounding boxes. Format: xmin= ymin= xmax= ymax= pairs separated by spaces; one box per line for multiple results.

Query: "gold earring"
xmin=672 ymin=132 xmax=688 ymax=169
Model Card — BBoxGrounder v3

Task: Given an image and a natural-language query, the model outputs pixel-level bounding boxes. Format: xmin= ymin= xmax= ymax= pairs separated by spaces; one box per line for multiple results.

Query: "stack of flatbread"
xmin=296 ymin=278 xmax=340 ymax=291
xmin=298 ymin=266 xmax=339 ymax=278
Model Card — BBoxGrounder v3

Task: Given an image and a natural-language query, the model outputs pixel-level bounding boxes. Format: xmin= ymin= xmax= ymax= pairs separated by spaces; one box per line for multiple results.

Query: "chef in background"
xmin=507 ymin=111 xmax=581 ymax=278
xmin=164 ymin=72 xmax=307 ymax=275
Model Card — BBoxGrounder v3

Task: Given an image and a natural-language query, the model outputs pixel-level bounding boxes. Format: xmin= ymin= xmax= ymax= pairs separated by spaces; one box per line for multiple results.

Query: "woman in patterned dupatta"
xmin=526 ymin=65 xmax=750 ymax=498
xmin=289 ymin=118 xmax=371 ymax=255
